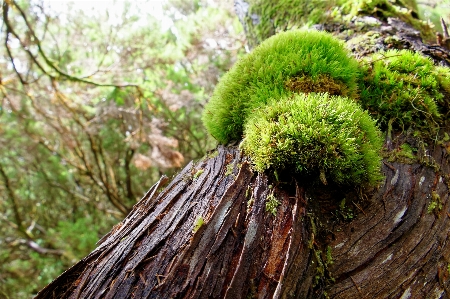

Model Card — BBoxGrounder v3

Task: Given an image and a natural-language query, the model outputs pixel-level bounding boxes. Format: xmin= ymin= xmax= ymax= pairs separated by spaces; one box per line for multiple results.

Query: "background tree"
xmin=0 ymin=1 xmax=244 ymax=298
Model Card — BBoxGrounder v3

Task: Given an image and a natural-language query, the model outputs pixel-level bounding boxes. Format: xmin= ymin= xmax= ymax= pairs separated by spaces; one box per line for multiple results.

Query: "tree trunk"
xmin=36 ymin=2 xmax=450 ymax=299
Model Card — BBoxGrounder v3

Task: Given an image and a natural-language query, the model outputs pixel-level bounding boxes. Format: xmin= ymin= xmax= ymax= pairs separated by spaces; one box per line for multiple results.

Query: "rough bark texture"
xmin=36 ymin=4 xmax=450 ymax=299
xmin=328 ymin=144 xmax=450 ymax=298
xmin=35 ymin=141 xmax=450 ymax=298
xmin=35 ymin=146 xmax=313 ymax=298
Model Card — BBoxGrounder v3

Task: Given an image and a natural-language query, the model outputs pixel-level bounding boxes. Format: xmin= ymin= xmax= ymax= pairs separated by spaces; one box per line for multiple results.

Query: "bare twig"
xmin=0 ymin=163 xmax=27 ymax=237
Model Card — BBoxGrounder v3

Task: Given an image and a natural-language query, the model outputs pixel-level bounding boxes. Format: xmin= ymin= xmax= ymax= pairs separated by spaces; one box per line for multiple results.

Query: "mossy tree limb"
xmin=35 ymin=2 xmax=450 ymax=299
xmin=35 ymin=143 xmax=450 ymax=298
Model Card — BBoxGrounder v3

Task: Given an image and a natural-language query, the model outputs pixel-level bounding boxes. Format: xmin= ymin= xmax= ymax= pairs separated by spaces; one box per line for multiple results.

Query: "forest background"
xmin=0 ymin=0 xmax=448 ymax=298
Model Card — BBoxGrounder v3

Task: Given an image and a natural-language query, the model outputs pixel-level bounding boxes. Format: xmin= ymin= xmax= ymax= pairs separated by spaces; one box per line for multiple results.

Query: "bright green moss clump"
xmin=242 ymin=93 xmax=383 ymax=186
xmin=203 ymin=29 xmax=384 ymax=187
xmin=360 ymin=50 xmax=449 ymax=133
xmin=202 ymin=30 xmax=361 ymax=144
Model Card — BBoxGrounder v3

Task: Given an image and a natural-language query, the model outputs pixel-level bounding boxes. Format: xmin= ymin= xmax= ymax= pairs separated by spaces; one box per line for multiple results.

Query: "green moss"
xmin=437 ymin=132 xmax=450 ymax=148
xmin=202 ymin=30 xmax=360 ymax=144
xmin=349 ymin=0 xmax=434 ymax=42
xmin=398 ymin=143 xmax=416 ymax=160
xmin=434 ymin=66 xmax=450 ymax=115
xmin=427 ymin=191 xmax=442 ymax=215
xmin=387 ymin=143 xmax=417 ymax=163
xmin=346 ymin=31 xmax=383 ymax=54
xmin=265 ymin=192 xmax=280 ymax=216
xmin=207 ymin=150 xmax=219 ymax=159
xmin=193 ymin=169 xmax=204 ymax=179
xmin=360 ymin=50 xmax=448 ymax=135
xmin=311 ymin=245 xmax=335 ymax=287
xmin=313 ymin=248 xmax=325 ymax=286
xmin=326 ymin=246 xmax=334 ymax=266
xmin=243 ymin=0 xmax=433 ymax=49
xmin=242 ymin=93 xmax=383 ymax=186
xmin=247 ymin=196 xmax=255 ymax=214
xmin=202 ymin=30 xmax=388 ymax=188
xmin=245 ymin=186 xmax=251 ymax=198
xmin=351 ymin=0 xmax=417 ymax=15
xmin=225 ymin=163 xmax=234 ymax=176
xmin=244 ymin=0 xmax=335 ymax=48
xmin=193 ymin=216 xmax=204 ymax=233
xmin=383 ymin=35 xmax=402 ymax=48
xmin=336 ymin=198 xmax=355 ymax=221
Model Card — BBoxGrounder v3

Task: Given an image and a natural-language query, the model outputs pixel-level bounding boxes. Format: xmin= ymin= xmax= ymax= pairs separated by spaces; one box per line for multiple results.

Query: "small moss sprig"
xmin=193 ymin=216 xmax=204 ymax=233
xmin=265 ymin=192 xmax=280 ymax=216
xmin=202 ymin=30 xmax=361 ymax=145
xmin=242 ymin=93 xmax=383 ymax=186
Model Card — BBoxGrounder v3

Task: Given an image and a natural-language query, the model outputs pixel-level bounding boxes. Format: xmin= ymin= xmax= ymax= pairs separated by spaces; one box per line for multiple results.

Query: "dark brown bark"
xmin=36 ymin=6 xmax=450 ymax=299
xmin=35 ymin=146 xmax=309 ymax=298
xmin=35 ymin=141 xmax=450 ymax=298
xmin=328 ymin=142 xmax=450 ymax=298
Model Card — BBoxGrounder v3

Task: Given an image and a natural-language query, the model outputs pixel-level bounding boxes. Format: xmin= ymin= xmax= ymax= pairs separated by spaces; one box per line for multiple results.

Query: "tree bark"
xmin=36 ymin=4 xmax=450 ymax=299
xmin=35 ymin=143 xmax=450 ymax=298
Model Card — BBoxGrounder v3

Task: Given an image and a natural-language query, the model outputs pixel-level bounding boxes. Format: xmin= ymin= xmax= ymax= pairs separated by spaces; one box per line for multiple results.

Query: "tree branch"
xmin=0 ymin=163 xmax=27 ymax=238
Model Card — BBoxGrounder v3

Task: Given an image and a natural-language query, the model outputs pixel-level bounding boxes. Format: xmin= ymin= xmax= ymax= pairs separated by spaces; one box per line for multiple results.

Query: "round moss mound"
xmin=242 ymin=93 xmax=384 ymax=186
xmin=202 ymin=30 xmax=361 ymax=144
xmin=360 ymin=50 xmax=449 ymax=133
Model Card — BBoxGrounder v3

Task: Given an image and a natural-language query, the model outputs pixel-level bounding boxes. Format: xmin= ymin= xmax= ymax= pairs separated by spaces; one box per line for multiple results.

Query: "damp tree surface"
xmin=36 ymin=1 xmax=450 ymax=298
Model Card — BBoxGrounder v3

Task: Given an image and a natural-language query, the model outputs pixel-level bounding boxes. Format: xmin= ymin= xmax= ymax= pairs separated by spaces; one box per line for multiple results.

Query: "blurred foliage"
xmin=0 ymin=0 xmax=245 ymax=297
xmin=418 ymin=0 xmax=450 ymax=33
